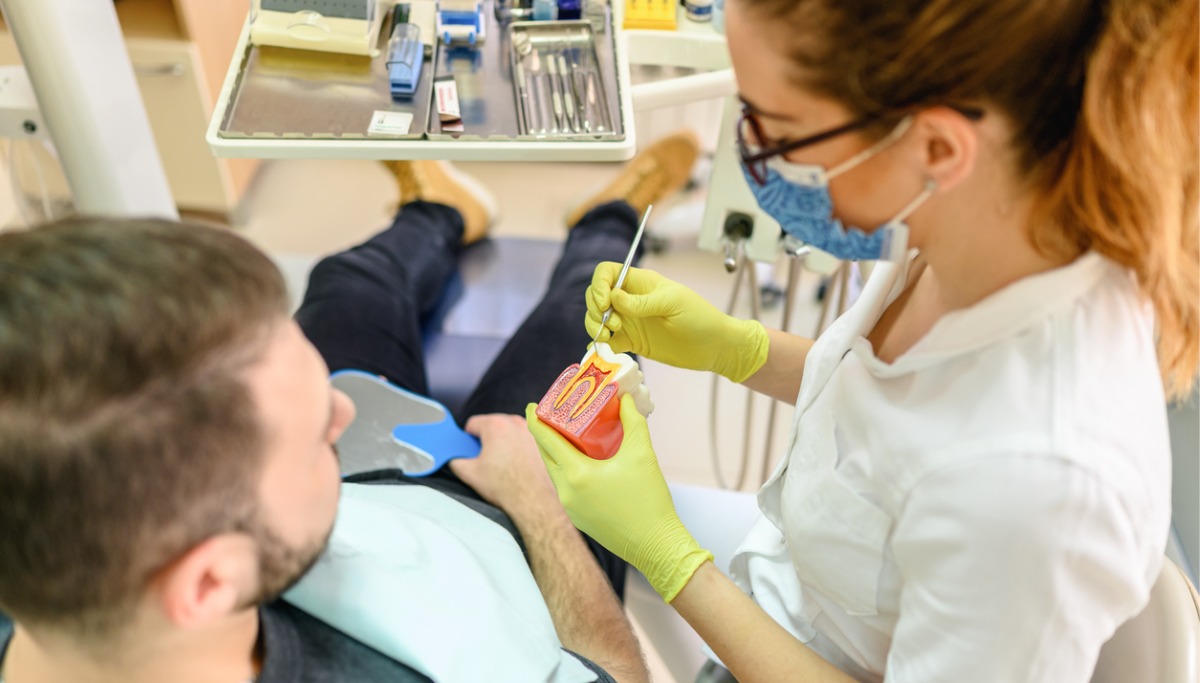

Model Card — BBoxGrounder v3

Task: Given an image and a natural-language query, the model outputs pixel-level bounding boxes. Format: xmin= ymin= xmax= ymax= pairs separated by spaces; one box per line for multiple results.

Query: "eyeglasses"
xmin=737 ymin=104 xmax=985 ymax=186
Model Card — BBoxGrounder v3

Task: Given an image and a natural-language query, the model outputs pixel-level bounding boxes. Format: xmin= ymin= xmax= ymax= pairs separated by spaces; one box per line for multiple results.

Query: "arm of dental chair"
xmin=630 ymin=69 xmax=736 ymax=112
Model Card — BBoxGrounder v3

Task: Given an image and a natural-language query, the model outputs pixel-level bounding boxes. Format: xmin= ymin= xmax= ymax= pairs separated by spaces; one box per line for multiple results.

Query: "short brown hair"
xmin=0 ymin=218 xmax=289 ymax=635
xmin=742 ymin=0 xmax=1198 ymax=399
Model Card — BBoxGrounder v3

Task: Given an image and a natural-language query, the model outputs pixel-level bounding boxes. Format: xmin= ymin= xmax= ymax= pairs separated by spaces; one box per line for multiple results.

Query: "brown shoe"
xmin=565 ymin=130 xmax=700 ymax=229
xmin=382 ymin=160 xmax=498 ymax=245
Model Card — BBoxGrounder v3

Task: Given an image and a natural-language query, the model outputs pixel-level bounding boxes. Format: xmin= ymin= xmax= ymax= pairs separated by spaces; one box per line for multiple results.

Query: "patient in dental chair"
xmin=0 ymin=132 xmax=699 ymax=683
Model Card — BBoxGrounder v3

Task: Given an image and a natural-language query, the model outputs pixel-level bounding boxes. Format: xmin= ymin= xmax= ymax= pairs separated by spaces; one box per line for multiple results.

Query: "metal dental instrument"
xmin=513 ymin=34 xmax=534 ymax=135
xmin=515 ymin=60 xmax=532 ymax=135
xmin=546 ymin=50 xmax=564 ymax=132
xmin=575 ymin=71 xmax=589 ymax=132
xmin=528 ymin=46 xmax=547 ymax=134
xmin=565 ymin=48 xmax=587 ymax=133
xmin=557 ymin=53 xmax=577 ymax=133
xmin=581 ymin=40 xmax=609 ymax=133
xmin=585 ymin=72 xmax=602 ymax=132
xmin=591 ymin=204 xmax=653 ymax=348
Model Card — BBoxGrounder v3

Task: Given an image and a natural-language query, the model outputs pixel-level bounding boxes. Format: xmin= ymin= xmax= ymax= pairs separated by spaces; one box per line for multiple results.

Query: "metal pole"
xmin=1 ymin=0 xmax=177 ymax=218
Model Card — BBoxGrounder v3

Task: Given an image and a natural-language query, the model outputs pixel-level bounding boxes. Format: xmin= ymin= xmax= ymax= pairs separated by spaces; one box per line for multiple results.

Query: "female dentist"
xmin=525 ymin=0 xmax=1198 ymax=680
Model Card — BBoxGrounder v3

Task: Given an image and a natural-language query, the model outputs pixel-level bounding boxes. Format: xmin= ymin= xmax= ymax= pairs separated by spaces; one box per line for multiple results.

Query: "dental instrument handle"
xmin=561 ymin=78 xmax=575 ymax=131
xmin=515 ymin=62 xmax=526 ymax=134
xmin=572 ymin=68 xmax=588 ymax=132
xmin=547 ymin=54 xmax=564 ymax=129
xmin=515 ymin=61 xmax=532 ymax=135
xmin=557 ymin=54 xmax=576 ymax=132
xmin=565 ymin=48 xmax=586 ymax=129
xmin=591 ymin=204 xmax=653 ymax=347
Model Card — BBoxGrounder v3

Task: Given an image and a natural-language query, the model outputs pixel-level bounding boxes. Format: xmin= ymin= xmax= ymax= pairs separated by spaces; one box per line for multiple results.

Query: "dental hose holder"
xmin=783 ymin=234 xmax=811 ymax=259
xmin=721 ymin=210 xmax=754 ymax=273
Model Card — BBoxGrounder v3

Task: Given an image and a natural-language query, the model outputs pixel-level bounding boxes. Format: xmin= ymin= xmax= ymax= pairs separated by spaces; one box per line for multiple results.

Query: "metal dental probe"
xmin=546 ymin=50 xmax=564 ymax=132
xmin=585 ymin=72 xmax=603 ymax=132
xmin=528 ymin=46 xmax=548 ymax=134
xmin=515 ymin=60 xmax=532 ymax=135
xmin=557 ymin=52 xmax=577 ymax=133
xmin=583 ymin=42 xmax=610 ymax=133
xmin=590 ymin=204 xmax=653 ymax=348
xmin=566 ymin=48 xmax=587 ymax=132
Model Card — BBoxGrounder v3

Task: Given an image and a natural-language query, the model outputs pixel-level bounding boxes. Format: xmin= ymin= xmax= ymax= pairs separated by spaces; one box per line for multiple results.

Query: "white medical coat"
xmin=730 ymin=252 xmax=1171 ymax=682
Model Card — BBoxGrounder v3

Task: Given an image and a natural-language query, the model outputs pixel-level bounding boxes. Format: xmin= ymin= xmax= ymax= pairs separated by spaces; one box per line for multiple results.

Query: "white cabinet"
xmin=0 ymin=0 xmax=260 ymax=214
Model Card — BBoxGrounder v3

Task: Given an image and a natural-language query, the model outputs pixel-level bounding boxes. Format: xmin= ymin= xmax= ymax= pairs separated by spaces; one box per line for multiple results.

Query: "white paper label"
xmin=367 ymin=110 xmax=414 ymax=136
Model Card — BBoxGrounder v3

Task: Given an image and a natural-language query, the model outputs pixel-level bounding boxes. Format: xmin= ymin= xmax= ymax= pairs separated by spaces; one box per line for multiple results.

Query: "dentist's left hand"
xmin=526 ymin=396 xmax=712 ymax=602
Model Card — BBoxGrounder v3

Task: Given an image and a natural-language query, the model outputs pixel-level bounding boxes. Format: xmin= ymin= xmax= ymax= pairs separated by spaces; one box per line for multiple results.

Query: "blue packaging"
xmin=557 ymin=0 xmax=582 ymax=19
xmin=685 ymin=0 xmax=712 ymax=22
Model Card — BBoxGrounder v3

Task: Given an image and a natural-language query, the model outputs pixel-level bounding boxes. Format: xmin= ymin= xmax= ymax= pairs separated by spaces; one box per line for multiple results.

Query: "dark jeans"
xmin=294 ymin=199 xmax=641 ymax=598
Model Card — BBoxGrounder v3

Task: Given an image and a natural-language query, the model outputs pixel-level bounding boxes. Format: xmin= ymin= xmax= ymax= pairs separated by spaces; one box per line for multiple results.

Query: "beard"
xmin=237 ymin=513 xmax=335 ymax=609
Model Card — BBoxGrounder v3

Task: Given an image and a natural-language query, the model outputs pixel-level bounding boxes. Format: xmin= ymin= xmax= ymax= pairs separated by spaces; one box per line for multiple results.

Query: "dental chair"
xmin=420 ymin=237 xmax=564 ymax=417
xmin=1091 ymin=555 xmax=1200 ymax=682
xmin=273 ymin=235 xmax=561 ymax=422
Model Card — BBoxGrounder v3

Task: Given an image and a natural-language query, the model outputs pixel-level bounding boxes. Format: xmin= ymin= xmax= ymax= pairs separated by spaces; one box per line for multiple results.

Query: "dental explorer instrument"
xmin=528 ymin=45 xmax=552 ymax=134
xmin=515 ymin=60 xmax=533 ymax=135
xmin=581 ymin=39 xmax=611 ymax=133
xmin=512 ymin=34 xmax=533 ymax=134
xmin=546 ymin=50 xmax=565 ymax=132
xmin=591 ymin=204 xmax=652 ymax=348
xmin=567 ymin=46 xmax=589 ymax=133
xmin=558 ymin=52 xmax=577 ymax=133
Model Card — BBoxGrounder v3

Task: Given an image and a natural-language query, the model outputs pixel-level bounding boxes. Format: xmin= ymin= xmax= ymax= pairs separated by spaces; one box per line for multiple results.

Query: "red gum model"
xmin=535 ymin=354 xmax=625 ymax=459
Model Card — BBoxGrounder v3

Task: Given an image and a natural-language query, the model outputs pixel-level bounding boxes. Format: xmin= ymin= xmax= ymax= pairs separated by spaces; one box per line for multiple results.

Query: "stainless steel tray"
xmin=425 ymin=16 xmax=623 ymax=141
xmin=211 ymin=0 xmax=631 ymax=153
xmin=218 ymin=22 xmax=434 ymax=140
xmin=506 ymin=21 xmax=617 ymax=139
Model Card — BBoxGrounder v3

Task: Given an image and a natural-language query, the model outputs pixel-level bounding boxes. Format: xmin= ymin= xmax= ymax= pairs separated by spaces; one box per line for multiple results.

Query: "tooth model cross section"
xmin=536 ymin=343 xmax=654 ymax=460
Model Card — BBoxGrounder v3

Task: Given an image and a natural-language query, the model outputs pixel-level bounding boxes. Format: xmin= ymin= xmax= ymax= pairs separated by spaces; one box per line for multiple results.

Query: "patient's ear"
xmin=154 ymin=534 xmax=256 ymax=628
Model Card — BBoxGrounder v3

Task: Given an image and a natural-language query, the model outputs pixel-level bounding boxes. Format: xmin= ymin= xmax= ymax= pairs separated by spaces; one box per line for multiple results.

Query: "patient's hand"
xmin=451 ymin=414 xmax=563 ymax=520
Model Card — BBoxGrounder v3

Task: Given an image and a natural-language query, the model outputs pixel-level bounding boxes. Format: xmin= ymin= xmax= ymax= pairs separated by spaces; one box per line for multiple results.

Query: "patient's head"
xmin=0 ymin=218 xmax=353 ymax=648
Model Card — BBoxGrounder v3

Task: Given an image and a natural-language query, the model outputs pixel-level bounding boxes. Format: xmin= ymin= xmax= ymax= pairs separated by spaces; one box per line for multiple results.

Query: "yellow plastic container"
xmin=250 ymin=0 xmax=385 ymax=56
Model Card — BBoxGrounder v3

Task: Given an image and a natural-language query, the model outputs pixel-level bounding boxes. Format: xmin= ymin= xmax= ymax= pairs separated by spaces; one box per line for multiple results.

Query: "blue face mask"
xmin=742 ymin=116 xmax=935 ymax=262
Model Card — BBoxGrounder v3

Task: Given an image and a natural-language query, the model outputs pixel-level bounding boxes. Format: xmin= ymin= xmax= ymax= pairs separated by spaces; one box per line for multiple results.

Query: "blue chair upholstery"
xmin=421 ymin=237 xmax=562 ymax=417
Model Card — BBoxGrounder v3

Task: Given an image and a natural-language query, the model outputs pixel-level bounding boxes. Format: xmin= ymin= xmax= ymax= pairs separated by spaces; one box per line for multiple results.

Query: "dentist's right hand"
xmin=586 ymin=263 xmax=770 ymax=383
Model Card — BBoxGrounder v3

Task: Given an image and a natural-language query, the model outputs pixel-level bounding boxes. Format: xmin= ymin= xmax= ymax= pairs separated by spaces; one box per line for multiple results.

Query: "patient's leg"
xmin=295 ymin=201 xmax=464 ymax=396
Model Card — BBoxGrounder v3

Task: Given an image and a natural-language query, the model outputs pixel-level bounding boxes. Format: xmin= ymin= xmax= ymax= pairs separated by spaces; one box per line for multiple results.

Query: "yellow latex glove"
xmin=585 ymin=263 xmax=769 ymax=383
xmin=526 ymin=396 xmax=713 ymax=603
